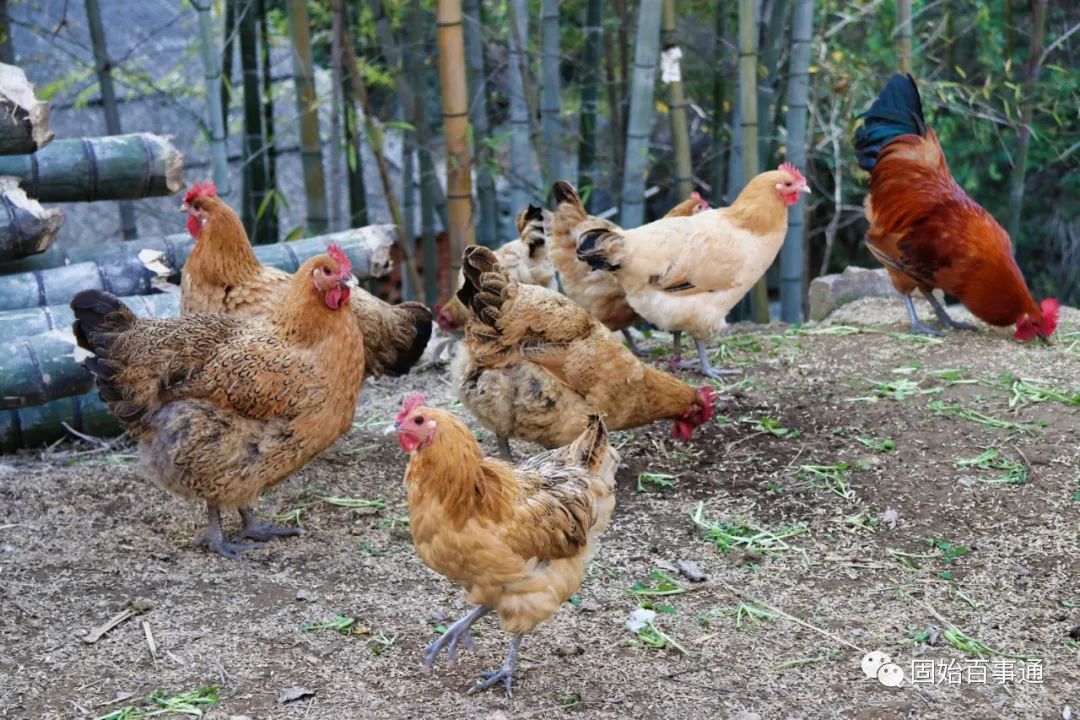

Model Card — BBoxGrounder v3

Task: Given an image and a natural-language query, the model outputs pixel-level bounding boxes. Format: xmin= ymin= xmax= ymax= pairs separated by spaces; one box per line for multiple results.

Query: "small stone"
xmin=294 ymin=588 xmax=316 ymax=602
xmin=575 ymin=599 xmax=600 ymax=613
xmin=808 ymin=266 xmax=901 ymax=321
xmin=728 ymin=712 xmax=762 ymax=720
xmin=675 ymin=559 xmax=706 ymax=583
xmin=1015 ymin=565 xmax=1031 ymax=577
xmin=553 ymin=636 xmax=583 ymax=657
xmin=1067 ymin=626 xmax=1080 ymax=642
xmin=277 ymin=686 xmax=315 ymax=704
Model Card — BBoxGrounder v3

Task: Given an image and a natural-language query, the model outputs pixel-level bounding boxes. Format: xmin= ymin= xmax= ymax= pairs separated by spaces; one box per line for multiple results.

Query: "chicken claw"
xmin=904 ymin=295 xmax=944 ymax=337
xmin=423 ymin=606 xmax=489 ymax=670
xmin=621 ymin=329 xmax=650 ymax=358
xmin=920 ymin=290 xmax=979 ymax=331
xmin=673 ymin=339 xmax=742 ymax=379
xmin=235 ymin=508 xmax=302 ymax=543
xmin=469 ymin=634 xmax=522 ymax=697
xmin=197 ymin=505 xmax=266 ymax=560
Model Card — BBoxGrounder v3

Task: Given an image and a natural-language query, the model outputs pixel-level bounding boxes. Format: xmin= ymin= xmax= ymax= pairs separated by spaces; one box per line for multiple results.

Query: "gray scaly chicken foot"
xmin=234 ymin=507 xmax=302 ymax=543
xmin=423 ymin=606 xmax=489 ymax=670
xmin=920 ymin=289 xmax=978 ymax=331
xmin=469 ymin=634 xmax=523 ymax=696
xmin=196 ymin=504 xmax=265 ymax=560
xmin=904 ymin=294 xmax=944 ymax=336
xmin=621 ymin=329 xmax=649 ymax=357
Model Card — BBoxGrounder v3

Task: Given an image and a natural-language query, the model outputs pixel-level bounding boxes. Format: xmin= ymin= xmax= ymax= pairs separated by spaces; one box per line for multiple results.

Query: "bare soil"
xmin=2 ymin=298 xmax=1078 ymax=720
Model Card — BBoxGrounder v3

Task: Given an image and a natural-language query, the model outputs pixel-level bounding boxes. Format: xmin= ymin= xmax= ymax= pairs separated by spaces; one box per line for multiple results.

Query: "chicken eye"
xmin=413 ymin=416 xmax=424 ymax=425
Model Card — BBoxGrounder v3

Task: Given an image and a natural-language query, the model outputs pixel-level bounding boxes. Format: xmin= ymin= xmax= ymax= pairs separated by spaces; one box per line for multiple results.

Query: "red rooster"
xmin=854 ymin=74 xmax=1058 ymax=341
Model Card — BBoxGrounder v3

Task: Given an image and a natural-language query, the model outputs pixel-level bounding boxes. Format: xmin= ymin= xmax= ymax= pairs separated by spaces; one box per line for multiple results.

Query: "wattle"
xmin=324 ymin=286 xmax=351 ymax=310
xmin=398 ymin=433 xmax=421 ymax=453
xmin=186 ymin=214 xmax=201 ymax=239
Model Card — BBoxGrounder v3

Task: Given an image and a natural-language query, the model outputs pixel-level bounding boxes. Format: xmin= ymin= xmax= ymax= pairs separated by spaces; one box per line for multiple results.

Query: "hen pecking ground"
xmin=1 ymin=297 xmax=1078 ymax=720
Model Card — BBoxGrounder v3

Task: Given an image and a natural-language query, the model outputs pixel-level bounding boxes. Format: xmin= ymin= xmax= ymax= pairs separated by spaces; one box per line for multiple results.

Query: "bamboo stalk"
xmin=286 ymin=0 xmax=328 ymax=235
xmin=1005 ymin=0 xmax=1047 ymax=241
xmin=84 ymin=0 xmax=137 ymax=239
xmin=0 ymin=134 xmax=183 ymax=202
xmin=257 ymin=0 xmax=278 ymax=241
xmin=603 ymin=18 xmax=625 ymax=196
xmin=896 ymin=0 xmax=912 ymax=73
xmin=757 ymin=0 xmax=790 ymax=165
xmin=0 ymin=63 xmax=52 ymax=155
xmin=436 ymin=0 xmax=475 ymax=293
xmin=407 ymin=2 xmax=439 ymax=306
xmin=539 ymin=0 xmax=562 ymax=189
xmin=221 ymin=0 xmax=236 ymax=140
xmin=710 ymin=4 xmax=729 ymax=202
xmin=340 ymin=22 xmax=424 ymax=300
xmin=0 ymin=177 xmax=63 ymax=261
xmin=507 ymin=0 xmax=538 ymax=211
xmin=0 ymin=387 xmax=119 ymax=451
xmin=780 ymin=0 xmax=813 ymax=324
xmin=620 ymin=0 xmax=663 ymax=228
xmin=577 ymin=0 xmax=604 ymax=209
xmin=0 ymin=0 xmax=13 ymax=65
xmin=738 ymin=0 xmax=769 ymax=323
xmin=238 ymin=0 xmax=270 ymax=243
xmin=462 ymin=0 xmax=497 ymax=247
xmin=339 ymin=2 xmax=367 ymax=228
xmin=661 ymin=0 xmax=693 ymax=200
xmin=329 ymin=0 xmax=345 ymax=231
xmin=190 ymin=0 xmax=231 ymax=195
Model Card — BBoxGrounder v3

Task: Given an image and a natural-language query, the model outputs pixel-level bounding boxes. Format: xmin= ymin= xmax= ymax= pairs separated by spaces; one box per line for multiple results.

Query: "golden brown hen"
xmin=452 ymin=245 xmax=714 ymax=458
xmin=181 ymin=181 xmax=432 ymax=378
xmin=395 ymin=393 xmax=616 ymax=695
xmin=71 ymin=249 xmax=363 ymax=558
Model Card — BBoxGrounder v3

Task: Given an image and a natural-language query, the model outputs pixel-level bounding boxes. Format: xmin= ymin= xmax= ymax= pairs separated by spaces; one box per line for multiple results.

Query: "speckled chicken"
xmin=71 ymin=249 xmax=364 ymax=559
xmin=395 ymin=393 xmax=617 ymax=695
xmin=181 ymin=181 xmax=431 ymax=378
xmin=452 ymin=245 xmax=714 ymax=458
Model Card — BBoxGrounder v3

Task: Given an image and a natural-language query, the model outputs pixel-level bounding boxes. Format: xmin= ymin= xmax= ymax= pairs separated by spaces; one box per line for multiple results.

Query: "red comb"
xmin=184 ymin=180 xmax=217 ymax=204
xmin=1042 ymin=298 xmax=1060 ymax=336
xmin=778 ymin=162 xmax=806 ymax=185
xmin=396 ymin=392 xmax=426 ymax=422
xmin=691 ymin=191 xmax=702 ymax=201
xmin=326 ymin=244 xmax=352 ymax=276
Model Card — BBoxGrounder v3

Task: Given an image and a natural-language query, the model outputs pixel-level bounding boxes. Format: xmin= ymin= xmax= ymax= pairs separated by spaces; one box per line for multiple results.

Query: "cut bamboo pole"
xmin=190 ymin=0 xmax=231 ymax=195
xmin=286 ymin=0 xmax=328 ymax=235
xmin=577 ymin=0 xmax=604 ymax=209
xmin=620 ymin=0 xmax=663 ymax=228
xmin=0 ymin=176 xmax=63 ymax=261
xmin=239 ymin=0 xmax=270 ymax=243
xmin=780 ymin=0 xmax=813 ymax=324
xmin=738 ymin=0 xmax=769 ymax=324
xmin=436 ymin=0 xmax=475 ymax=292
xmin=462 ymin=0 xmax=497 ymax=247
xmin=661 ymin=0 xmax=693 ymax=200
xmin=539 ymin=0 xmax=562 ymax=188
xmin=84 ymin=0 xmax=137 ymax=239
xmin=0 ymin=225 xmax=397 ymax=312
xmin=0 ymin=387 xmax=119 ymax=452
xmin=0 ymin=134 xmax=184 ymax=203
xmin=1006 ymin=0 xmax=1047 ymax=241
xmin=0 ymin=64 xmax=52 ymax=155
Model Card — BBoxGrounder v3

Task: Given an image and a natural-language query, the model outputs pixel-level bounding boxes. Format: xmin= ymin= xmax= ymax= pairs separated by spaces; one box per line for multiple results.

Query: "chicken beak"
xmin=179 ymin=202 xmax=189 ymax=213
xmin=384 ymin=422 xmax=399 ymax=435
xmin=799 ymin=184 xmax=812 ymax=194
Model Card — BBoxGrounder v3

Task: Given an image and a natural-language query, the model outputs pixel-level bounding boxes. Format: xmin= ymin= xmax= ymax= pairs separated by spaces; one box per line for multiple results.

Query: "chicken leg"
xmin=920 ymin=289 xmax=978 ymax=331
xmin=669 ymin=330 xmax=683 ymax=367
xmin=621 ymin=329 xmax=649 ymax=357
xmin=469 ymin=633 xmax=523 ymax=696
xmin=423 ymin=606 xmax=489 ymax=670
xmin=496 ymin=436 xmax=514 ymax=462
xmin=234 ymin=507 xmax=302 ymax=543
xmin=674 ymin=339 xmax=741 ymax=379
xmin=904 ymin=294 xmax=944 ymax=337
xmin=196 ymin=504 xmax=265 ymax=560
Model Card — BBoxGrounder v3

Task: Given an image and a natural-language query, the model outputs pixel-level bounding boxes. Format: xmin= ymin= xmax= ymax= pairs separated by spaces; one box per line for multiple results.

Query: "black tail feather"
xmin=853 ymin=73 xmax=927 ymax=172
xmin=575 ymin=229 xmax=620 ymax=272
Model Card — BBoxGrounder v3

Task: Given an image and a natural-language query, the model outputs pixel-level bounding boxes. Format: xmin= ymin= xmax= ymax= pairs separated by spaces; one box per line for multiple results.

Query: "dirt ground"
xmin=2 ymin=297 xmax=1078 ymax=720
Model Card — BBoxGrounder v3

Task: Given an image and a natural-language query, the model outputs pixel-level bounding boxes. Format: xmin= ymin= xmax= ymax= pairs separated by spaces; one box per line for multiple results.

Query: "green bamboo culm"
xmin=661 ymin=0 xmax=693 ymax=201
xmin=0 ymin=388 xmax=119 ymax=452
xmin=238 ymin=0 xmax=271 ymax=243
xmin=577 ymin=0 xmax=604 ymax=211
xmin=896 ymin=0 xmax=913 ymax=73
xmin=1006 ymin=0 xmax=1047 ymax=241
xmin=0 ymin=134 xmax=184 ymax=203
xmin=620 ymin=0 xmax=663 ymax=228
xmin=506 ymin=0 xmax=537 ymax=214
xmin=221 ymin=0 xmax=236 ymax=141
xmin=0 ymin=0 xmax=14 ymax=65
xmin=258 ymin=0 xmax=279 ymax=241
xmin=780 ymin=0 xmax=813 ymax=323
xmin=408 ymin=1 xmax=438 ymax=306
xmin=757 ymin=0 xmax=790 ymax=166
xmin=738 ymin=0 xmax=769 ymax=324
xmin=190 ymin=0 xmax=231 ymax=195
xmin=287 ymin=0 xmax=329 ymax=235
xmin=539 ymin=0 xmax=562 ymax=189
xmin=709 ymin=3 xmax=729 ymax=202
xmin=83 ymin=0 xmax=137 ymax=238
xmin=0 ymin=177 xmax=63 ymax=261
xmin=339 ymin=1 xmax=367 ymax=227
xmin=463 ymin=0 xmax=498 ymax=246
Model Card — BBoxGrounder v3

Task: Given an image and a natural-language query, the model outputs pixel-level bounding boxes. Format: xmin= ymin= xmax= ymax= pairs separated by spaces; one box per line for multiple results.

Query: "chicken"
xmin=435 ymin=204 xmax=556 ymax=334
xmin=181 ymin=181 xmax=432 ymax=378
xmin=71 ymin=248 xmax=364 ymax=559
xmin=549 ymin=182 xmax=709 ymax=357
xmin=395 ymin=393 xmax=617 ymax=695
xmin=570 ymin=166 xmax=810 ymax=378
xmin=853 ymin=74 xmax=1059 ymax=340
xmin=453 ymin=245 xmax=714 ymax=458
